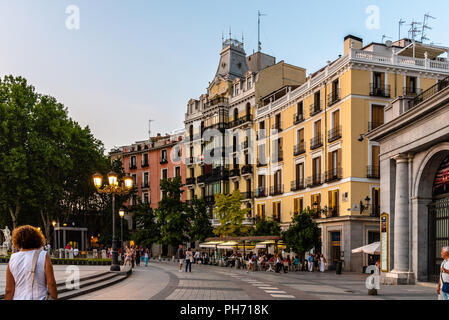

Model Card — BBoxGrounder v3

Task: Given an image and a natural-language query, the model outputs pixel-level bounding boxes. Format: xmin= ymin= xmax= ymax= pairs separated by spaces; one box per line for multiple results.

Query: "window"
xmin=162 ymin=169 xmax=168 ymax=180
xmin=297 ymin=101 xmax=303 ymax=115
xmin=312 ymin=157 xmax=322 ymax=184
xmin=314 ymin=91 xmax=321 ymax=108
xmin=311 ymin=194 xmax=321 ymax=213
xmin=295 ymin=162 xmax=304 ymax=187
xmin=190 ymin=189 xmax=194 ymax=200
xmin=372 ymin=187 xmax=380 ymax=216
xmin=373 ymin=72 xmax=384 ymax=89
xmin=258 ymin=144 xmax=266 ymax=165
xmin=234 ymin=181 xmax=239 ymax=191
xmin=273 ymin=202 xmax=281 ymax=222
xmin=132 ymin=174 xmax=137 ymax=188
xmin=257 ymin=175 xmax=266 ymax=196
xmin=247 ymin=77 xmax=252 ymax=89
xmin=130 ymin=156 xmax=137 ymax=168
xmin=143 ymin=172 xmax=149 ymax=187
xmin=314 ymin=120 xmax=321 ymax=138
xmin=142 ymin=153 xmax=149 ymax=166
xmin=273 ymin=170 xmax=282 ymax=191
xmin=257 ymin=203 xmax=265 ymax=220
xmin=175 ymin=166 xmax=181 ymax=178
xmin=328 ymin=190 xmax=339 ymax=217
xmin=370 ymin=105 xmax=384 ymax=131
xmin=294 ymin=197 xmax=304 ymax=215
xmin=406 ymin=76 xmax=418 ymax=95
xmin=143 ymin=193 xmax=149 ymax=204
xmin=327 ymin=149 xmax=342 ymax=180
xmin=161 ymin=150 xmax=168 ymax=163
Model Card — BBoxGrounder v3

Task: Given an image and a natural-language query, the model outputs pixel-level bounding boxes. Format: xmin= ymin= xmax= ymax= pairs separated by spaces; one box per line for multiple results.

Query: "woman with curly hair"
xmin=4 ymin=225 xmax=58 ymax=300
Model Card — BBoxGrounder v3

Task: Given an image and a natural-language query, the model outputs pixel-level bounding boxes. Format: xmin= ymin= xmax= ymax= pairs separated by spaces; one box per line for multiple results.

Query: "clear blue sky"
xmin=1 ymin=0 xmax=448 ymax=152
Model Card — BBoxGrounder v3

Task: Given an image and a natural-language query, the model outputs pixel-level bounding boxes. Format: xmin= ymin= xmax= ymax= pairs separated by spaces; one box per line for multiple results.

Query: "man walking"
xmin=437 ymin=246 xmax=449 ymax=300
xmin=308 ymin=254 xmax=314 ymax=272
xmin=177 ymin=244 xmax=185 ymax=272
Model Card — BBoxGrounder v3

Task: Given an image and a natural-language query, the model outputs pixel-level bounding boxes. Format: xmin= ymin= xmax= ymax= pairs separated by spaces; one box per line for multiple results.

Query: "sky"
xmin=1 ymin=0 xmax=449 ymax=152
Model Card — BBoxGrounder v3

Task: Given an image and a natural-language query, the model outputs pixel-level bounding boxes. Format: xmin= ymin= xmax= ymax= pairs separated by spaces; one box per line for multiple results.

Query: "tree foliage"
xmin=186 ymin=196 xmax=213 ymax=242
xmin=251 ymin=217 xmax=281 ymax=236
xmin=213 ymin=190 xmax=250 ymax=237
xmin=282 ymin=208 xmax=321 ymax=256
xmin=132 ymin=202 xmax=160 ymax=248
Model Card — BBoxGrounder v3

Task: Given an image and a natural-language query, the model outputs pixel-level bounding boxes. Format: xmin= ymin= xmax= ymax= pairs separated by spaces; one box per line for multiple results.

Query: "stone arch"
xmin=413 ymin=142 xmax=449 ymax=199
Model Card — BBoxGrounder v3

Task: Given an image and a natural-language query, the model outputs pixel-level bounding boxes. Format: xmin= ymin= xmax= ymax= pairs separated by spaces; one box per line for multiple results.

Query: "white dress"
xmin=8 ymin=249 xmax=48 ymax=300
xmin=320 ymin=257 xmax=325 ymax=272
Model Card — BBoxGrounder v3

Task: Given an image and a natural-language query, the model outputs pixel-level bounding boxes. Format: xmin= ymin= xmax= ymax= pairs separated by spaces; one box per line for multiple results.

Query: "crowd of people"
xmin=121 ymin=245 xmax=151 ymax=269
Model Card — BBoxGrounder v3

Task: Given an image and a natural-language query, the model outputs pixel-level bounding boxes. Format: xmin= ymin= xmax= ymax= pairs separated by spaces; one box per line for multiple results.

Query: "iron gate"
xmin=428 ymin=197 xmax=449 ymax=282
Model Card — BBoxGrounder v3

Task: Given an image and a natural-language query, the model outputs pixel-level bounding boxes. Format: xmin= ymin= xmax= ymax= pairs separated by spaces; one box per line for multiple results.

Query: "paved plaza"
xmin=11 ymin=261 xmax=434 ymax=300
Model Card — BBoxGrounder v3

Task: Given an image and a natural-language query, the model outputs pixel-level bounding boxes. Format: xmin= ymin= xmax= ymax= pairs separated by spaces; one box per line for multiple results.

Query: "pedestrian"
xmin=293 ymin=256 xmax=300 ymax=272
xmin=177 ymin=244 xmax=185 ymax=272
xmin=135 ymin=245 xmax=140 ymax=267
xmin=144 ymin=248 xmax=149 ymax=267
xmin=185 ymin=248 xmax=193 ymax=272
xmin=308 ymin=254 xmax=314 ymax=272
xmin=437 ymin=246 xmax=449 ymax=300
xmin=4 ymin=225 xmax=58 ymax=300
xmin=247 ymin=251 xmax=255 ymax=273
xmin=314 ymin=253 xmax=319 ymax=271
xmin=194 ymin=250 xmax=200 ymax=264
xmin=130 ymin=246 xmax=135 ymax=268
xmin=320 ymin=254 xmax=326 ymax=272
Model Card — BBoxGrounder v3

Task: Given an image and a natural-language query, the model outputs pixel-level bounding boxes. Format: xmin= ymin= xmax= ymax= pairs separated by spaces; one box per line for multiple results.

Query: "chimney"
xmin=344 ymin=35 xmax=363 ymax=55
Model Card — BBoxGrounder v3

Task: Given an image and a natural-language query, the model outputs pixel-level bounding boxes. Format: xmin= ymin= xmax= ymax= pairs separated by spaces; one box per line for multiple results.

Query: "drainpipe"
xmin=324 ymin=82 xmax=328 ymax=187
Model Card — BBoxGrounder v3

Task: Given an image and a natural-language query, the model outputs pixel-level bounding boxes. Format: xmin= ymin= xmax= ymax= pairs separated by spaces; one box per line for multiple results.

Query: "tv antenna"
xmin=408 ymin=20 xmax=422 ymax=41
xmin=421 ymin=13 xmax=436 ymax=43
xmin=148 ymin=119 xmax=154 ymax=139
xmin=398 ymin=18 xmax=406 ymax=40
xmin=258 ymin=10 xmax=267 ymax=52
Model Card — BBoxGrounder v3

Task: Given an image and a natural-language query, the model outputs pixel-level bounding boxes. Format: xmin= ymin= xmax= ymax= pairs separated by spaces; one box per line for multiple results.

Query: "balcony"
xmin=368 ymin=122 xmax=384 ymax=131
xmin=141 ymin=162 xmax=149 ymax=168
xmin=291 ymin=179 xmax=305 ymax=192
xmin=230 ymin=168 xmax=240 ymax=178
xmin=327 ymin=206 xmax=340 ymax=218
xmin=271 ymin=121 xmax=283 ymax=133
xmin=293 ymin=113 xmax=304 ymax=125
xmin=309 ymin=102 xmax=322 ymax=117
xmin=203 ymin=122 xmax=229 ymax=132
xmin=294 ymin=142 xmax=306 ymax=156
xmin=403 ymin=87 xmax=421 ymax=96
xmin=185 ymin=177 xmax=196 ymax=185
xmin=327 ymin=89 xmax=340 ymax=106
xmin=270 ymin=185 xmax=284 ymax=196
xmin=205 ymin=167 xmax=229 ymax=183
xmin=241 ymin=140 xmax=249 ymax=150
xmin=370 ymin=84 xmax=390 ymax=98
xmin=310 ymin=135 xmax=323 ymax=150
xmin=257 ymin=131 xmax=266 ymax=140
xmin=160 ymin=158 xmax=168 ymax=165
xmin=328 ymin=126 xmax=342 ymax=142
xmin=255 ymin=187 xmax=267 ymax=198
xmin=271 ymin=150 xmax=283 ymax=163
xmin=306 ymin=174 xmax=324 ymax=188
xmin=129 ymin=164 xmax=137 ymax=170
xmin=230 ymin=114 xmax=252 ymax=128
xmin=242 ymin=191 xmax=254 ymax=200
xmin=410 ymin=76 xmax=449 ymax=109
xmin=197 ymin=175 xmax=206 ymax=184
xmin=257 ymin=160 xmax=267 ymax=167
xmin=367 ymin=165 xmax=380 ymax=179
xmin=141 ymin=182 xmax=150 ymax=189
xmin=325 ymin=167 xmax=343 ymax=183
xmin=241 ymin=165 xmax=253 ymax=175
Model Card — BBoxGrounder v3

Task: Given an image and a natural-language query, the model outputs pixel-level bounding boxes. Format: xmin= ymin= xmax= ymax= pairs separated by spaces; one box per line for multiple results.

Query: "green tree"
xmin=213 ymin=190 xmax=250 ymax=237
xmin=251 ymin=217 xmax=281 ymax=236
xmin=132 ymin=202 xmax=160 ymax=248
xmin=282 ymin=208 xmax=321 ymax=260
xmin=156 ymin=177 xmax=188 ymax=246
xmin=186 ymin=196 xmax=213 ymax=242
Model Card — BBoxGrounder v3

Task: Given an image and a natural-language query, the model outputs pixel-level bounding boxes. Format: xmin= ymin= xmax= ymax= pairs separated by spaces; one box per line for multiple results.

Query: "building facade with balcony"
xmin=109 ymin=130 xmax=186 ymax=229
xmin=183 ymin=36 xmax=306 ymax=227
xmin=367 ymin=75 xmax=449 ymax=284
xmin=252 ymin=34 xmax=449 ymax=272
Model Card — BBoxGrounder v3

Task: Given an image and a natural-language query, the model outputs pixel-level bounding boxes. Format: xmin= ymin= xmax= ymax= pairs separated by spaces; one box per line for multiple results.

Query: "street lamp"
xmin=119 ymin=208 xmax=125 ymax=250
xmin=92 ymin=172 xmax=133 ymax=271
xmin=52 ymin=221 xmax=57 ymax=251
xmin=360 ymin=196 xmax=371 ymax=214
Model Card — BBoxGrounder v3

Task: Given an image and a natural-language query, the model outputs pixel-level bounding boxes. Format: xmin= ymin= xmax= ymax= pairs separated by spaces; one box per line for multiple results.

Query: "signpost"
xmin=380 ymin=213 xmax=389 ymax=273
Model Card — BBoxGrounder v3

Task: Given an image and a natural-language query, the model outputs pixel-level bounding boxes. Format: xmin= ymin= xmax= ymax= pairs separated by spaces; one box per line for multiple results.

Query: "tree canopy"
xmin=213 ymin=190 xmax=250 ymax=237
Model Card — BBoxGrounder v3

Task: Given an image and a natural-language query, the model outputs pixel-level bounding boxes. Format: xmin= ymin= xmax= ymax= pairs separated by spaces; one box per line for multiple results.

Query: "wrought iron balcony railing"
xmin=370 ymin=84 xmax=390 ymax=98
xmin=241 ymin=165 xmax=253 ymax=175
xmin=367 ymin=165 xmax=380 ymax=179
xmin=271 ymin=121 xmax=283 ymax=132
xmin=310 ymin=135 xmax=323 ymax=150
xmin=255 ymin=187 xmax=267 ymax=198
xmin=325 ymin=168 xmax=343 ymax=183
xmin=185 ymin=177 xmax=196 ymax=185
xmin=270 ymin=185 xmax=284 ymax=196
xmin=230 ymin=114 xmax=252 ymax=128
xmin=403 ymin=87 xmax=421 ymax=96
xmin=291 ymin=179 xmax=305 ymax=192
xmin=327 ymin=89 xmax=340 ymax=106
xmin=309 ymin=102 xmax=322 ymax=117
xmin=230 ymin=168 xmax=240 ymax=177
xmin=293 ymin=113 xmax=304 ymax=125
xmin=328 ymin=126 xmax=342 ymax=143
xmin=410 ymin=76 xmax=449 ymax=109
xmin=306 ymin=174 xmax=324 ymax=188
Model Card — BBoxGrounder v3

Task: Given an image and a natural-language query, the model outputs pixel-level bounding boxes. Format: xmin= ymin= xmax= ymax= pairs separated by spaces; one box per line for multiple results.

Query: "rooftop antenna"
xmin=148 ymin=119 xmax=154 ymax=140
xmin=421 ymin=13 xmax=436 ymax=43
xmin=229 ymin=27 xmax=232 ymax=40
xmin=258 ymin=10 xmax=267 ymax=52
xmin=398 ymin=18 xmax=406 ymax=40
xmin=408 ymin=20 xmax=422 ymax=42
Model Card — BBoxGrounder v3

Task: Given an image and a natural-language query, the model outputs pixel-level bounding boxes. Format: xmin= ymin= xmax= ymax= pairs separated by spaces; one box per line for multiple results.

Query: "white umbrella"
xmin=351 ymin=242 xmax=380 ymax=255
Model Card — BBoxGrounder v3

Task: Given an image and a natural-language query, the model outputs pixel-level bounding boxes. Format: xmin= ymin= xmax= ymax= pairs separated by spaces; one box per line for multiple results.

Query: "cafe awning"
xmin=199 ymin=241 xmax=224 ymax=248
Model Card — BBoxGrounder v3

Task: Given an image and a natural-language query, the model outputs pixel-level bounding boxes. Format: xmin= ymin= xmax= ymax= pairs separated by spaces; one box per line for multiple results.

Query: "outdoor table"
xmin=266 ymin=262 xmax=274 ymax=272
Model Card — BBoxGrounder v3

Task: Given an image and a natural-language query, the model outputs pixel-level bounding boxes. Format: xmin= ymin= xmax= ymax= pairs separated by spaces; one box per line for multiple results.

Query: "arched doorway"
xmin=428 ymin=155 xmax=449 ymax=282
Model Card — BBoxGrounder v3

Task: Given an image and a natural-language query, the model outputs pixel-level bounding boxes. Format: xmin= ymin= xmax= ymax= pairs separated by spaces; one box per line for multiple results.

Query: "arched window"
xmin=433 ymin=156 xmax=449 ymax=196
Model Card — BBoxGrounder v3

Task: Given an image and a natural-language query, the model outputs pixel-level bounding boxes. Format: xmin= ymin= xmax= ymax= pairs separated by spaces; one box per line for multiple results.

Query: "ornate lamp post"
xmin=92 ymin=172 xmax=133 ymax=271
xmin=360 ymin=196 xmax=371 ymax=215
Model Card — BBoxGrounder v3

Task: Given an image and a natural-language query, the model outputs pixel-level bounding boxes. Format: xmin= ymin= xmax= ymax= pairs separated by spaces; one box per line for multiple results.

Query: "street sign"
xmin=380 ymin=213 xmax=389 ymax=272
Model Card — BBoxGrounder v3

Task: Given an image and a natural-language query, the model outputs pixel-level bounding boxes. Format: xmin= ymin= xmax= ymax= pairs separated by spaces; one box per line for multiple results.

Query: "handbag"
xmin=31 ymin=249 xmax=54 ymax=300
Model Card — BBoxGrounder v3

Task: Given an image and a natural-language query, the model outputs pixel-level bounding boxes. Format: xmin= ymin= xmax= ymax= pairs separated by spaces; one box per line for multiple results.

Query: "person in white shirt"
xmin=437 ymin=246 xmax=449 ymax=300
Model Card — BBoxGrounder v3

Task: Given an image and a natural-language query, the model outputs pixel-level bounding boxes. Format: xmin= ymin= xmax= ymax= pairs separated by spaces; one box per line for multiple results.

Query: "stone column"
xmin=383 ymin=154 xmax=415 ymax=284
xmin=393 ymin=154 xmax=409 ymax=272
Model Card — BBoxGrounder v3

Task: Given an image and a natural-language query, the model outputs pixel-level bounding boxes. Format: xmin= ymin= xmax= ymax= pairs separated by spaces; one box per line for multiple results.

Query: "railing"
xmin=410 ymin=76 xmax=449 ymax=109
xmin=309 ymin=102 xmax=322 ymax=116
xmin=328 ymin=126 xmax=342 ymax=142
xmin=241 ymin=165 xmax=253 ymax=175
xmin=197 ymin=175 xmax=206 ymax=184
xmin=310 ymin=135 xmax=323 ymax=150
xmin=294 ymin=142 xmax=306 ymax=156
xmin=257 ymin=159 xmax=267 ymax=167
xmin=368 ymin=122 xmax=384 ymax=131
xmin=403 ymin=87 xmax=421 ymax=96
xmin=325 ymin=168 xmax=343 ymax=182
xmin=242 ymin=191 xmax=254 ymax=200
xmin=327 ymin=89 xmax=340 ymax=106
xmin=203 ymin=122 xmax=229 ymax=132
xmin=206 ymin=97 xmax=228 ymax=108
xmin=306 ymin=174 xmax=324 ymax=187
xmin=370 ymin=84 xmax=390 ymax=98
xmin=230 ymin=114 xmax=252 ymax=128
xmin=255 ymin=187 xmax=267 ymax=198
xmin=327 ymin=206 xmax=339 ymax=218
xmin=129 ymin=164 xmax=137 ymax=170
xmin=293 ymin=113 xmax=304 ymax=124
xmin=230 ymin=168 xmax=240 ymax=177
xmin=160 ymin=158 xmax=168 ymax=164
xmin=186 ymin=177 xmax=196 ymax=185
xmin=270 ymin=185 xmax=284 ymax=196
xmin=367 ymin=166 xmax=380 ymax=179
xmin=271 ymin=121 xmax=283 ymax=132
xmin=186 ymin=156 xmax=195 ymax=165
xmin=141 ymin=162 xmax=149 ymax=168
xmin=291 ymin=179 xmax=305 ymax=191
xmin=141 ymin=182 xmax=150 ymax=189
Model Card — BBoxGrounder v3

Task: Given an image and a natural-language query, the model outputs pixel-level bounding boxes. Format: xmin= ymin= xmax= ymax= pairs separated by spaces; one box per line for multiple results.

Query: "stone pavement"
xmin=69 ymin=260 xmax=440 ymax=300
xmin=0 ymin=264 xmax=109 ymax=296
